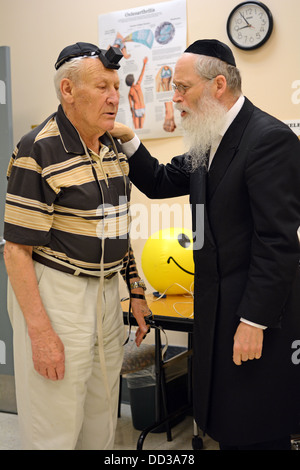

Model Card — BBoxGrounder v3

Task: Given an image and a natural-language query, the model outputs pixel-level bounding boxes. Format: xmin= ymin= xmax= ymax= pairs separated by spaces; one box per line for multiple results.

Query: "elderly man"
xmin=4 ymin=42 xmax=149 ymax=450
xmin=113 ymin=39 xmax=300 ymax=450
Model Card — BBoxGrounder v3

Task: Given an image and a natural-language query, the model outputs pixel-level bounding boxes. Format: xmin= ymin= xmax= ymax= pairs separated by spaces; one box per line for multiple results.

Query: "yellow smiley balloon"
xmin=141 ymin=227 xmax=194 ymax=295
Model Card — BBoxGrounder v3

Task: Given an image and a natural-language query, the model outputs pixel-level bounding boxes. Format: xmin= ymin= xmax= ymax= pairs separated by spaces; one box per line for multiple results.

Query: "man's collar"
xmin=219 ymin=95 xmax=245 ymax=138
xmin=55 ymin=105 xmax=86 ymax=154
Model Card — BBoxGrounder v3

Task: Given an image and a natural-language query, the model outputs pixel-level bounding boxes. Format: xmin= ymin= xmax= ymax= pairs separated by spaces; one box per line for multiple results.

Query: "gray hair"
xmin=194 ymin=55 xmax=242 ymax=96
xmin=54 ymin=56 xmax=97 ymax=102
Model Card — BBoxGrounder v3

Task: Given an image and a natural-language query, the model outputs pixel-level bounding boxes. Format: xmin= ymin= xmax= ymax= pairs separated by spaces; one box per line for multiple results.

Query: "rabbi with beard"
xmin=112 ymin=39 xmax=300 ymax=450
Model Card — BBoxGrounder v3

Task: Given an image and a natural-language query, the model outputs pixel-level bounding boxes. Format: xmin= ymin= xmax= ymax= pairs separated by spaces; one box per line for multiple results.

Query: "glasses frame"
xmin=172 ymin=75 xmax=217 ymax=96
xmin=171 ymin=82 xmax=191 ymax=95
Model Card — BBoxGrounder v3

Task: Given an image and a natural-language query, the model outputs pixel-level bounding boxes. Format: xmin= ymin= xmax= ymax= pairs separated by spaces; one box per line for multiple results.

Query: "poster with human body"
xmin=98 ymin=0 xmax=186 ymax=139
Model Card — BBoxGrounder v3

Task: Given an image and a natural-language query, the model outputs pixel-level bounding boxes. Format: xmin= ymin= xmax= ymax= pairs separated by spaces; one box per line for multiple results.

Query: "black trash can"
xmin=126 ymin=346 xmax=189 ymax=432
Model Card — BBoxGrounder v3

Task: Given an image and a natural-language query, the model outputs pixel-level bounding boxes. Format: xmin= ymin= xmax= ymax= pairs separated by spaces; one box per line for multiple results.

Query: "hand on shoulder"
xmin=110 ymin=122 xmax=135 ymax=143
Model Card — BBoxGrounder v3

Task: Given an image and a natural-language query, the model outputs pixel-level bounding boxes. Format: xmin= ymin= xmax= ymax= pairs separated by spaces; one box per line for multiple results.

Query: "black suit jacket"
xmin=128 ymin=97 xmax=300 ymax=444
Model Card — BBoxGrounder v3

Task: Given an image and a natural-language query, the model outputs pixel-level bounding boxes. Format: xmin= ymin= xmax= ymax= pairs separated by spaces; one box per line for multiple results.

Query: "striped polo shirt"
xmin=4 ymin=104 xmax=132 ymax=274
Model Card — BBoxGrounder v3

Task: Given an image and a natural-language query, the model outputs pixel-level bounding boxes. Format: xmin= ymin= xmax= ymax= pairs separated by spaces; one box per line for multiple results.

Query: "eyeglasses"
xmin=171 ymin=83 xmax=191 ymax=95
xmin=172 ymin=76 xmax=217 ymax=95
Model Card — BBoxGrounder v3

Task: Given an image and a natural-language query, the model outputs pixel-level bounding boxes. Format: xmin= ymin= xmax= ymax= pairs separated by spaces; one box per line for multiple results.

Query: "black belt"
xmin=32 ymin=252 xmax=117 ymax=280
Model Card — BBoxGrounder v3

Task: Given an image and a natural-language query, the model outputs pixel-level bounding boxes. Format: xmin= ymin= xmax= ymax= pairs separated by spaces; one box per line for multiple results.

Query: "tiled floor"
xmin=0 ymin=405 xmax=219 ymax=450
xmin=0 ymin=412 xmax=21 ymax=450
xmin=115 ymin=404 xmax=219 ymax=450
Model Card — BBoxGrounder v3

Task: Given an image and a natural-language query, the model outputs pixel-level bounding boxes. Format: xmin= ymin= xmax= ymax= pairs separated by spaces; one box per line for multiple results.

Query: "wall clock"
xmin=227 ymin=2 xmax=273 ymax=50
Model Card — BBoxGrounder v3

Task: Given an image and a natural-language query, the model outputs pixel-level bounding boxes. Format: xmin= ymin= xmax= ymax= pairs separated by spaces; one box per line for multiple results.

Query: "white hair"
xmin=54 ymin=56 xmax=98 ymax=102
xmin=194 ymin=55 xmax=242 ymax=97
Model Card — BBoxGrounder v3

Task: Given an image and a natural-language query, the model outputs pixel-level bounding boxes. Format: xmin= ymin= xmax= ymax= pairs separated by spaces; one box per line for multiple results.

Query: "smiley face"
xmin=141 ymin=227 xmax=194 ymax=295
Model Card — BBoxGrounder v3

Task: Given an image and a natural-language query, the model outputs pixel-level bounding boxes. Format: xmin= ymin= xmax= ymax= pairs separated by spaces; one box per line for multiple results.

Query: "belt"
xmin=32 ymin=251 xmax=117 ymax=280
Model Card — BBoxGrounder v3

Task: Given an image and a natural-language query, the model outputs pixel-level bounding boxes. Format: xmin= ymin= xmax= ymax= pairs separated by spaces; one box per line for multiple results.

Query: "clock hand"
xmin=237 ymin=24 xmax=252 ymax=31
xmin=239 ymin=12 xmax=251 ymax=26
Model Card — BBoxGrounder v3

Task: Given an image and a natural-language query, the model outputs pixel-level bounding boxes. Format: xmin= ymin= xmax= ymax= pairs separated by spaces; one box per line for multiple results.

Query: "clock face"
xmin=227 ymin=1 xmax=273 ymax=50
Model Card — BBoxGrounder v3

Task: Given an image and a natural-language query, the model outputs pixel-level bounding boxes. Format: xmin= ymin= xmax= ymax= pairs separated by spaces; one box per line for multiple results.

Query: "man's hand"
xmin=233 ymin=322 xmax=264 ymax=365
xmin=29 ymin=326 xmax=65 ymax=380
xmin=110 ymin=122 xmax=135 ymax=143
xmin=130 ymin=296 xmax=151 ymax=346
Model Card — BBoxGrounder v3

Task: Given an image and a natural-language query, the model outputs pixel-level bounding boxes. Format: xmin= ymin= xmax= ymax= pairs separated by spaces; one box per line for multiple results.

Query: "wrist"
xmin=130 ymin=279 xmax=146 ymax=300
xmin=130 ymin=289 xmax=145 ymax=300
xmin=27 ymin=312 xmax=53 ymax=339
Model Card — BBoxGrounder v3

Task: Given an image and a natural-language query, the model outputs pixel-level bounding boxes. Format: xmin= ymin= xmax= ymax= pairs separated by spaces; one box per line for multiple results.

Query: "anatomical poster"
xmin=98 ymin=0 xmax=186 ymax=140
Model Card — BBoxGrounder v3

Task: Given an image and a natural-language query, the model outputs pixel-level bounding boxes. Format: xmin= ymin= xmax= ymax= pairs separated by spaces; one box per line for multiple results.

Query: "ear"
xmin=213 ymin=75 xmax=227 ymax=99
xmin=60 ymin=78 xmax=75 ymax=103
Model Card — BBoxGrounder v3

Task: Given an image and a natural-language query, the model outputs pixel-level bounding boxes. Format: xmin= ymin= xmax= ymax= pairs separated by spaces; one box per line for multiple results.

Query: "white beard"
xmin=176 ymin=91 xmax=227 ymax=172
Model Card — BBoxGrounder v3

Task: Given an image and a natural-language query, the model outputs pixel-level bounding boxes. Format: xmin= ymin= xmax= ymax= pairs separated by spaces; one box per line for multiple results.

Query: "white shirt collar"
xmin=209 ymin=94 xmax=245 ymax=166
xmin=220 ymin=94 xmax=245 ymax=137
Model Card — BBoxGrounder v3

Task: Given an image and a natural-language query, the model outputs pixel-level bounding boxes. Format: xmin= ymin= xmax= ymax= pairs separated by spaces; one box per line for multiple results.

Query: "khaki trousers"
xmin=7 ymin=262 xmax=125 ymax=450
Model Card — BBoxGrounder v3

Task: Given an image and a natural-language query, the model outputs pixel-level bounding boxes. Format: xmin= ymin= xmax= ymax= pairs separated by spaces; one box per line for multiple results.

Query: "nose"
xmin=107 ymin=87 xmax=119 ymax=106
xmin=172 ymin=89 xmax=183 ymax=104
